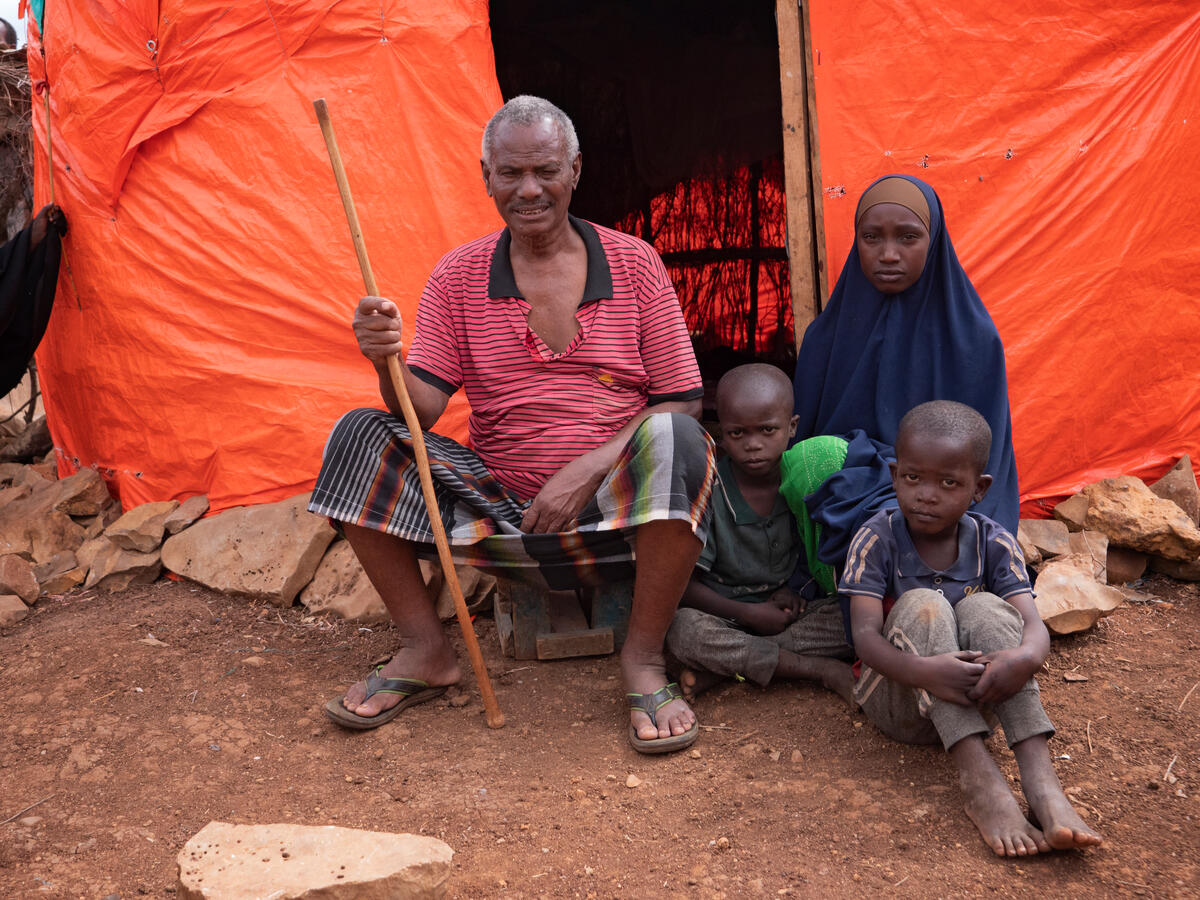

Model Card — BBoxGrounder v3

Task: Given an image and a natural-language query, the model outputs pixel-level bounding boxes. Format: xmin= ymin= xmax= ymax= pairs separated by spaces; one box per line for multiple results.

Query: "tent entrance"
xmin=490 ymin=0 xmax=817 ymax=396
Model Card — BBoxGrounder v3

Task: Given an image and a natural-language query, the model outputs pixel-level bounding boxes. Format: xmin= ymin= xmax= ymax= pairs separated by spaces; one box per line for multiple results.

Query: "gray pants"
xmin=854 ymin=589 xmax=1054 ymax=751
xmin=666 ymin=598 xmax=853 ymax=687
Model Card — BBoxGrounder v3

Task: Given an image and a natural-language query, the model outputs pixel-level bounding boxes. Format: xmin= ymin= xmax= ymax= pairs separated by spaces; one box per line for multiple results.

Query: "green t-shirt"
xmin=695 ymin=457 xmax=800 ymax=603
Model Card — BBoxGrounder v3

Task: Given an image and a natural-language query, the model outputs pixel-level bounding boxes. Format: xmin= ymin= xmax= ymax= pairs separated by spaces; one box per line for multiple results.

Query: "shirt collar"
xmin=716 ymin=456 xmax=789 ymax=525
xmin=891 ymin=509 xmax=983 ymax=580
xmin=487 ymin=214 xmax=613 ymax=306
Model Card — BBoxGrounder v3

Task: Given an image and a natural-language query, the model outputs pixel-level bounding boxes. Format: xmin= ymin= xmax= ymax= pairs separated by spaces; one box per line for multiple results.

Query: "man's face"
xmin=856 ymin=202 xmax=930 ymax=294
xmin=481 ymin=119 xmax=580 ymax=241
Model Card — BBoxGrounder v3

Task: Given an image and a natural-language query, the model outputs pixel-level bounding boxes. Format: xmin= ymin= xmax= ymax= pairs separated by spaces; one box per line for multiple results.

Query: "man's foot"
xmin=621 ymin=651 xmax=696 ymax=742
xmin=678 ymin=667 xmax=724 ymax=702
xmin=341 ymin=641 xmax=461 ymax=718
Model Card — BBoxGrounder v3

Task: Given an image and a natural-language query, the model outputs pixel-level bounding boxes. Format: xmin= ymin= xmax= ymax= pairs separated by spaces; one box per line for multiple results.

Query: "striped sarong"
xmin=309 ymin=409 xmax=716 ymax=590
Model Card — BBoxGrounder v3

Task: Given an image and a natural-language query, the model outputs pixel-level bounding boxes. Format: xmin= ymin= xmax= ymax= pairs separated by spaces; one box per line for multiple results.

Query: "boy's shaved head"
xmin=897 ymin=401 xmax=991 ymax=472
xmin=716 ymin=364 xmax=793 ymax=418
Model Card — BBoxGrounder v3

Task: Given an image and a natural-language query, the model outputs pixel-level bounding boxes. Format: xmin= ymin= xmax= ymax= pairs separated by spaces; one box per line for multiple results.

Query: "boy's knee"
xmin=955 ymin=591 xmax=1024 ymax=644
xmin=894 ymin=588 xmax=954 ymax=625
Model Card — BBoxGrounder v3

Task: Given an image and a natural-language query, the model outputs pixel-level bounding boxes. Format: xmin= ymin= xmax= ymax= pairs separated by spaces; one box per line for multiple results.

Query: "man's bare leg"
xmin=623 ymin=519 xmax=702 ymax=741
xmin=1013 ymin=734 xmax=1104 ymax=850
xmin=338 ymin=523 xmax=461 ymax=717
xmin=774 ymin=650 xmax=856 ymax=706
xmin=949 ymin=733 xmax=1050 ymax=857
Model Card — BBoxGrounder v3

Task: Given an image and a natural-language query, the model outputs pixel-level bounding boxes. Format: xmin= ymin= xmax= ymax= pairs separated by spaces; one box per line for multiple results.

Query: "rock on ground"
xmin=164 ymin=494 xmax=210 ymax=534
xmin=1066 ymin=530 xmax=1108 ymax=582
xmin=161 ymin=493 xmax=336 ymax=607
xmin=1033 ymin=557 xmax=1126 ymax=635
xmin=1082 ymin=475 xmax=1200 ymax=562
xmin=1105 ymin=546 xmax=1148 ymax=585
xmin=1017 ymin=518 xmax=1071 ymax=560
xmin=1052 ymin=493 xmax=1090 ymax=532
xmin=106 ymin=500 xmax=179 ymax=553
xmin=176 ymin=821 xmax=453 ymax=899
xmin=0 ymin=553 xmax=39 ymax=602
xmin=1149 ymin=555 xmax=1200 ymax=582
xmin=300 ymin=540 xmax=388 ymax=624
xmin=84 ymin=543 xmax=162 ymax=592
xmin=0 ymin=593 xmax=28 ymax=626
xmin=1149 ymin=455 xmax=1199 ymax=525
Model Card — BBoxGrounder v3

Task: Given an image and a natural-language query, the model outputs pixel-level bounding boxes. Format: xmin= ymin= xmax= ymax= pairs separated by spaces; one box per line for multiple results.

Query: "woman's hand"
xmin=353 ymin=296 xmax=403 ymax=365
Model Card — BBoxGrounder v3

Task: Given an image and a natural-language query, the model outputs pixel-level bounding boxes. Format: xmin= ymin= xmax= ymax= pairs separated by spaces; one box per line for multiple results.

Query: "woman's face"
xmin=856 ymin=202 xmax=930 ymax=294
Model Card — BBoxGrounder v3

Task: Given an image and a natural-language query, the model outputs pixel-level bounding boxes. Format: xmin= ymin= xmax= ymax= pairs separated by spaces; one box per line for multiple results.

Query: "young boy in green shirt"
xmin=666 ymin=364 xmax=854 ymax=702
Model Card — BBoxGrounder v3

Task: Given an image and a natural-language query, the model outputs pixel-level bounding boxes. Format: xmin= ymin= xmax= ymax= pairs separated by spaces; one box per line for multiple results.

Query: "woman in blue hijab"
xmin=784 ymin=175 xmax=1019 ymax=582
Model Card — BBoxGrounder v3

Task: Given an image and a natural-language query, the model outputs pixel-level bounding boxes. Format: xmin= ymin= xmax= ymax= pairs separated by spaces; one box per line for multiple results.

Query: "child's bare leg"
xmin=949 ymin=734 xmax=1050 ymax=857
xmin=1013 ymin=735 xmax=1104 ymax=850
xmin=775 ymin=649 xmax=855 ymax=706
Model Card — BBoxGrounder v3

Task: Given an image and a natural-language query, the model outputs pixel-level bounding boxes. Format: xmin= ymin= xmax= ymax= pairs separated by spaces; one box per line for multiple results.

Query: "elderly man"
xmin=310 ymin=96 xmax=715 ymax=753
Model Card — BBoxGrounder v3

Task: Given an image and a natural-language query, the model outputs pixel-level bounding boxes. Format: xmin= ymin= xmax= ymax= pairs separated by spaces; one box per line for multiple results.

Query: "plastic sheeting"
xmin=28 ymin=2 xmax=501 ymax=511
xmin=808 ymin=1 xmax=1200 ymax=513
xmin=27 ymin=1 xmax=1200 ymax=516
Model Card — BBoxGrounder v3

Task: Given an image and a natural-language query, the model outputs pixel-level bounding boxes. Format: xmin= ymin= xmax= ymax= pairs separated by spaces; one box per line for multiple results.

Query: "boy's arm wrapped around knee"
xmin=850 ymin=594 xmax=984 ymax=706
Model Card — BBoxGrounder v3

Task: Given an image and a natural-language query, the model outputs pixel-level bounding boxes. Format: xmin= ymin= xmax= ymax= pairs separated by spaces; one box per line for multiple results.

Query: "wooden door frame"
xmin=776 ymin=0 xmax=827 ymax=346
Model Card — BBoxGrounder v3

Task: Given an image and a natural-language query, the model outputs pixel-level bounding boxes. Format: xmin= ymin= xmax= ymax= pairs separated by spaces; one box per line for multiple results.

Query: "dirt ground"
xmin=1 ymin=574 xmax=1197 ymax=899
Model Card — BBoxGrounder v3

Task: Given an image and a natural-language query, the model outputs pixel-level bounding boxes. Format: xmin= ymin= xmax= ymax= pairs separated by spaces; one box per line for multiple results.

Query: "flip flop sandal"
xmin=324 ymin=665 xmax=449 ymax=731
xmin=627 ymin=682 xmax=700 ymax=754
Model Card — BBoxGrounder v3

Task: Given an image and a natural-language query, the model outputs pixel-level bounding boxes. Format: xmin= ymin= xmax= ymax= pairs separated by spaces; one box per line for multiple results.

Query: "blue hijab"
xmin=792 ymin=175 xmax=1019 ymax=533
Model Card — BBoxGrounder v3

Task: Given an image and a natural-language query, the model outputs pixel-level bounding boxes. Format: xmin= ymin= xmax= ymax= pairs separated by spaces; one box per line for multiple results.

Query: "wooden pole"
xmin=312 ymin=98 xmax=505 ymax=730
xmin=776 ymin=0 xmax=827 ymax=346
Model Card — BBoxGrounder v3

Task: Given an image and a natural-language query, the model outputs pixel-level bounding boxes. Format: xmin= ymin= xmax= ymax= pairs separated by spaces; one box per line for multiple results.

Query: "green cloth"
xmin=695 ymin=457 xmax=800 ymax=603
xmin=779 ymin=436 xmax=850 ymax=596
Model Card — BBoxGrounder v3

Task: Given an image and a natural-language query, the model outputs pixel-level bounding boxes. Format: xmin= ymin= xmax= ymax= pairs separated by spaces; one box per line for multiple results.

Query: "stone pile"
xmin=0 ymin=416 xmax=496 ymax=626
xmin=1018 ymin=454 xmax=1200 ymax=635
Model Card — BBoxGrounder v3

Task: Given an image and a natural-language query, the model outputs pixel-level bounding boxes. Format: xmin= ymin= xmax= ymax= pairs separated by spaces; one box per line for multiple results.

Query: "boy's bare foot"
xmin=622 ymin=650 xmax=697 ymax=741
xmin=952 ymin=735 xmax=1050 ymax=857
xmin=1014 ymin=735 xmax=1104 ymax=850
xmin=776 ymin=651 xmax=856 ymax=707
xmin=678 ymin=667 xmax=724 ymax=702
xmin=341 ymin=640 xmax=461 ymax=718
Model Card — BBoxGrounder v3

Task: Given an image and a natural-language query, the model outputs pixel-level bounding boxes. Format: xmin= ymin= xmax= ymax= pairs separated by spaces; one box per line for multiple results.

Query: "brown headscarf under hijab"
xmin=854 ymin=176 xmax=931 ymax=231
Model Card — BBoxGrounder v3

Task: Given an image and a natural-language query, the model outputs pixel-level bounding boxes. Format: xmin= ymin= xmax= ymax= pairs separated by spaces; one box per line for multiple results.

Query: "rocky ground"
xmin=1 ymin=574 xmax=1196 ymax=898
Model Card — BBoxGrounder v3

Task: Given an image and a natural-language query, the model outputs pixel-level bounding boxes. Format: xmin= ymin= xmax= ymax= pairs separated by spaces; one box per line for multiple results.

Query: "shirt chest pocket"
xmin=590 ymin=369 xmax=648 ymax=424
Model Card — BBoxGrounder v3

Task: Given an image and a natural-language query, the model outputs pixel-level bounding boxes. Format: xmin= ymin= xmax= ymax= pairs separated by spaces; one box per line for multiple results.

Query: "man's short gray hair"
xmin=481 ymin=95 xmax=580 ymax=166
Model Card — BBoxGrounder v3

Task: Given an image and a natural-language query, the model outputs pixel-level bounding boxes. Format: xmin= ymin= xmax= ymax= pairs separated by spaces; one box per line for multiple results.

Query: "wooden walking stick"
xmin=312 ymin=98 xmax=504 ymax=729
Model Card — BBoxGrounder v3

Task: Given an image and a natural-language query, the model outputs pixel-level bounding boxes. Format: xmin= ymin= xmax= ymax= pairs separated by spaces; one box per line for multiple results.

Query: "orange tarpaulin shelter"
xmin=26 ymin=1 xmax=1200 ymax=515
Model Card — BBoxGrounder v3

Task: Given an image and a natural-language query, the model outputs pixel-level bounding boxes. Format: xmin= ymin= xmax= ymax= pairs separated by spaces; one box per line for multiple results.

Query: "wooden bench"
xmin=493 ymin=579 xmax=634 ymax=660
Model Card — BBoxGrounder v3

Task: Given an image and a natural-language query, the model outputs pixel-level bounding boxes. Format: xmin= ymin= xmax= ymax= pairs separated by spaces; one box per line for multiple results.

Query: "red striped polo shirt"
xmin=406 ymin=216 xmax=702 ymax=500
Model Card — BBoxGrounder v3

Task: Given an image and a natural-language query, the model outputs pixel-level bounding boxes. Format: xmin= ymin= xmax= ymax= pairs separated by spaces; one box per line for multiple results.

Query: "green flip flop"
xmin=627 ymin=682 xmax=699 ymax=754
xmin=324 ymin=665 xmax=449 ymax=731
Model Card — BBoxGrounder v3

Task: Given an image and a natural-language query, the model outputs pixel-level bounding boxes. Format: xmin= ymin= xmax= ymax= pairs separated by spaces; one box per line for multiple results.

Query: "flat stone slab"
xmin=176 ymin=821 xmax=453 ymax=899
xmin=161 ymin=493 xmax=336 ymax=606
